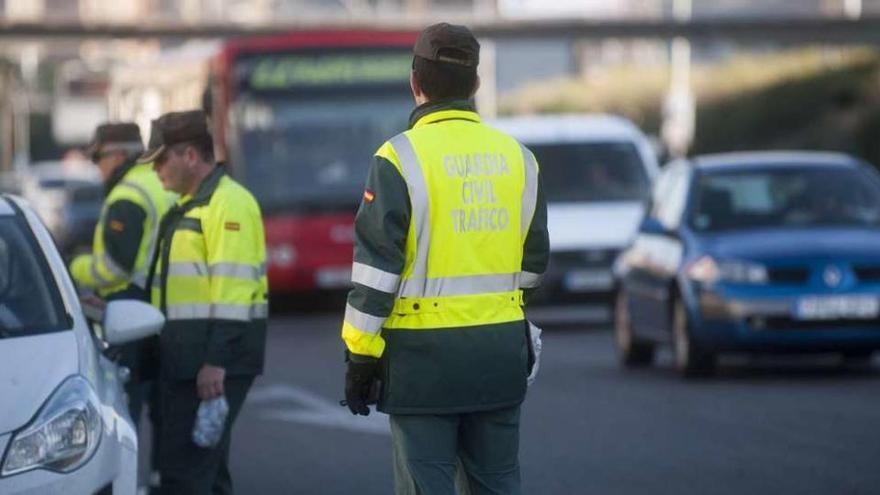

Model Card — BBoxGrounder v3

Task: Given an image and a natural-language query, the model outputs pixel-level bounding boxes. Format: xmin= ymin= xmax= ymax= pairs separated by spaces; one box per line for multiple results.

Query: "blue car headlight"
xmin=686 ymin=256 xmax=768 ymax=286
xmin=1 ymin=376 xmax=103 ymax=477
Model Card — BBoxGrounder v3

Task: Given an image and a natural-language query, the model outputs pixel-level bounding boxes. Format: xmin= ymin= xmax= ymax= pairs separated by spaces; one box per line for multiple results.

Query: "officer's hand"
xmin=197 ymin=364 xmax=226 ymax=400
xmin=345 ymin=355 xmax=379 ymax=416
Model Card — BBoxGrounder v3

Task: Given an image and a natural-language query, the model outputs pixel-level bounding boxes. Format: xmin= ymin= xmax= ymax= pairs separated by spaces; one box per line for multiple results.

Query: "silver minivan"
xmin=491 ymin=114 xmax=659 ymax=324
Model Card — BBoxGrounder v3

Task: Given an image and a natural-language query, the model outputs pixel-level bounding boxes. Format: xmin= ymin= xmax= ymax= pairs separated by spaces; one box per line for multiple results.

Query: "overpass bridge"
xmin=0 ymin=16 xmax=879 ymax=44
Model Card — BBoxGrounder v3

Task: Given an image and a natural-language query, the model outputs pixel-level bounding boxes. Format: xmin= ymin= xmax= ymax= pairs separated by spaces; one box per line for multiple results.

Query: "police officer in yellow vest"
xmin=70 ymin=122 xmax=176 ymax=425
xmin=342 ymin=23 xmax=549 ymax=495
xmin=142 ymin=110 xmax=268 ymax=495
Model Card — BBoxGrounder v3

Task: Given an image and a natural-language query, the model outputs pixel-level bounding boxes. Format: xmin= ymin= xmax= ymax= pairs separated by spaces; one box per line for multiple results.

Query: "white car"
xmin=490 ymin=114 xmax=660 ymax=324
xmin=0 ymin=194 xmax=163 ymax=495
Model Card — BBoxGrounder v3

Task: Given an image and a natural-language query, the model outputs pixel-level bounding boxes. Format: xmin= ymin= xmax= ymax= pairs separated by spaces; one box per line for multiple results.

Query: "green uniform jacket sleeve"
xmin=103 ymin=199 xmax=147 ymax=273
xmin=70 ymin=199 xmax=146 ymax=290
xmin=343 ymin=155 xmax=411 ymax=359
xmin=522 ymin=166 xmax=550 ymax=303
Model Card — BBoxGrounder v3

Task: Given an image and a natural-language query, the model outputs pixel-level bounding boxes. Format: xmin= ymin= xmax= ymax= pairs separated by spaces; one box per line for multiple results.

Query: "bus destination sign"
xmin=244 ymin=52 xmax=412 ymax=91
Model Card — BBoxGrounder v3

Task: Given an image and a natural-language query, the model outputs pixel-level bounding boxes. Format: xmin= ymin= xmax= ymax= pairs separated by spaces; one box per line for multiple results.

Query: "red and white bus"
xmin=112 ymin=31 xmax=418 ymax=293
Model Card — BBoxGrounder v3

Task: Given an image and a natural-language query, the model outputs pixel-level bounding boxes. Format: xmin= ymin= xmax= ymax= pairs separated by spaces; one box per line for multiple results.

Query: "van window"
xmin=528 ymin=141 xmax=650 ymax=203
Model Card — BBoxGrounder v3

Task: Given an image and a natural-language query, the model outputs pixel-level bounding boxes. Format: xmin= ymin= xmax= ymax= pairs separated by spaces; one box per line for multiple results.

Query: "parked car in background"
xmin=19 ymin=161 xmax=103 ymax=258
xmin=614 ymin=152 xmax=880 ymax=376
xmin=0 ymin=194 xmax=163 ymax=494
xmin=490 ymin=114 xmax=659 ymax=324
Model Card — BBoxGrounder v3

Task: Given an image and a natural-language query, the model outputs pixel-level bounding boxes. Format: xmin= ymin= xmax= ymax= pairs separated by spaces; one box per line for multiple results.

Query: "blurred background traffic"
xmin=1 ymin=1 xmax=880 ymax=493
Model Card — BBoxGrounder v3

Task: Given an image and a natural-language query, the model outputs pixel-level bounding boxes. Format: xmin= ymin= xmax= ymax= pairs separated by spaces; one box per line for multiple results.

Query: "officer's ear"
xmin=410 ymin=71 xmax=427 ymax=105
xmin=470 ymin=75 xmax=481 ymax=98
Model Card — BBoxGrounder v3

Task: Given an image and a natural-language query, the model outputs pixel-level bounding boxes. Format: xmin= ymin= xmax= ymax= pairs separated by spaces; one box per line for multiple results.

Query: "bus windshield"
xmin=234 ymin=92 xmax=412 ymax=213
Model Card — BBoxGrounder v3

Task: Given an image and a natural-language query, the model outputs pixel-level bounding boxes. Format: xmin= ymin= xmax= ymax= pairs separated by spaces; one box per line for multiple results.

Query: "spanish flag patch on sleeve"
xmin=363 ymin=189 xmax=375 ymax=203
xmin=109 ymin=220 xmax=125 ymax=232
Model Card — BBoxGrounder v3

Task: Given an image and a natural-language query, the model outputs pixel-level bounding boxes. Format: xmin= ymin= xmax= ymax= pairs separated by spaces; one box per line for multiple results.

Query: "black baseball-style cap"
xmin=139 ymin=110 xmax=212 ymax=163
xmin=413 ymin=22 xmax=480 ymax=68
xmin=86 ymin=122 xmax=143 ymax=160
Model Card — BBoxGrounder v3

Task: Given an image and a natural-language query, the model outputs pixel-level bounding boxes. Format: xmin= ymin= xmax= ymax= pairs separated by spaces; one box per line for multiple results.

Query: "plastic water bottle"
xmin=192 ymin=396 xmax=229 ymax=448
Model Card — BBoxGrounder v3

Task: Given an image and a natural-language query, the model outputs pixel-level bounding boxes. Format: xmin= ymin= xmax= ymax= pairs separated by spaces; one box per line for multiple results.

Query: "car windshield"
xmin=690 ymin=165 xmax=880 ymax=232
xmin=528 ymin=141 xmax=651 ymax=203
xmin=0 ymin=216 xmax=67 ymax=337
xmin=233 ymin=92 xmax=412 ymax=213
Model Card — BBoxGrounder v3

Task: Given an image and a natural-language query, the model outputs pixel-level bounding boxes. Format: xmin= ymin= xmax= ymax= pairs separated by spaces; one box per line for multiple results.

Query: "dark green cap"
xmin=87 ymin=122 xmax=143 ymax=159
xmin=413 ymin=22 xmax=479 ymax=68
xmin=139 ymin=110 xmax=212 ymax=163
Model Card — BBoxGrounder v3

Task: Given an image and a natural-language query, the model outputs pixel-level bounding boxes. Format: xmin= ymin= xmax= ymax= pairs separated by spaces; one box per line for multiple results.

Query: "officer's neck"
xmin=185 ymin=162 xmax=215 ymax=196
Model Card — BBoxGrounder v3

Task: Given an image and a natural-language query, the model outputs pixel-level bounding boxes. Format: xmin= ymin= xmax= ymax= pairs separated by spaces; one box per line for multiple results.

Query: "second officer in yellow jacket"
xmin=143 ymin=110 xmax=267 ymax=495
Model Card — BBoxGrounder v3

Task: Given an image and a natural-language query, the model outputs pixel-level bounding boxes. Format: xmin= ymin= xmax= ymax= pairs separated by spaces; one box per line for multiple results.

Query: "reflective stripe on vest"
xmin=344 ymin=303 xmax=385 ymax=334
xmin=167 ymin=261 xmax=265 ymax=281
xmin=351 ymin=262 xmax=400 ymax=294
xmin=166 ymin=302 xmax=268 ymax=321
xmin=520 ymin=144 xmax=539 ymax=241
xmin=390 ymin=134 xmax=433 ymax=298
xmin=117 ymin=179 xmax=159 ymax=290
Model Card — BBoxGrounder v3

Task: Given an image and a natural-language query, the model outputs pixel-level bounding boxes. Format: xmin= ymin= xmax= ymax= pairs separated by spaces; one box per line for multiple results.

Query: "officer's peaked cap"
xmin=413 ymin=22 xmax=479 ymax=68
xmin=139 ymin=110 xmax=211 ymax=163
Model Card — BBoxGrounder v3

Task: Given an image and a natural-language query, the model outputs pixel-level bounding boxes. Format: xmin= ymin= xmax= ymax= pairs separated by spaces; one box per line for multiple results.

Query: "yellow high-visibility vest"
xmin=342 ymin=108 xmax=541 ymax=358
xmin=151 ymin=171 xmax=268 ymax=324
xmin=70 ymin=162 xmax=176 ymax=297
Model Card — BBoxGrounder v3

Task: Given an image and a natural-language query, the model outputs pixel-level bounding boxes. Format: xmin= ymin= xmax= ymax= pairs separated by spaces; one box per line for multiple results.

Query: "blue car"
xmin=614 ymin=152 xmax=880 ymax=376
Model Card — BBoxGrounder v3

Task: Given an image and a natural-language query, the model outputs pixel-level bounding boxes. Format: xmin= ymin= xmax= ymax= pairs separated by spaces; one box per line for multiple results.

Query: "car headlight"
xmin=686 ymin=256 xmax=768 ymax=285
xmin=1 ymin=376 xmax=103 ymax=477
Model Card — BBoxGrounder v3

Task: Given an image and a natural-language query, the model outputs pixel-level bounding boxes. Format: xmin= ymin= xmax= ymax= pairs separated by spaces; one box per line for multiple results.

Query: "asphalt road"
xmin=225 ymin=311 xmax=880 ymax=495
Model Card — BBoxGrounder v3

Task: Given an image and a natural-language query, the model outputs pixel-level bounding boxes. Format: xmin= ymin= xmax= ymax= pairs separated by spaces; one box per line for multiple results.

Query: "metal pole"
xmin=661 ymin=0 xmax=695 ymax=159
xmin=475 ymin=38 xmax=497 ymax=118
xmin=845 ymin=0 xmax=862 ymax=19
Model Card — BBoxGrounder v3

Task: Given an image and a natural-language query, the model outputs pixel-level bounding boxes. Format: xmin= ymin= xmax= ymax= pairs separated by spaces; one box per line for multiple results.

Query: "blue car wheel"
xmin=672 ymin=296 xmax=716 ymax=377
xmin=615 ymin=290 xmax=655 ymax=366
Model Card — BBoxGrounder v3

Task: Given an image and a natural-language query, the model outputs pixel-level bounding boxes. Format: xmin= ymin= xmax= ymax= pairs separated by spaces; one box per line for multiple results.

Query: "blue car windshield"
xmin=691 ymin=166 xmax=880 ymax=232
xmin=0 ymin=216 xmax=67 ymax=337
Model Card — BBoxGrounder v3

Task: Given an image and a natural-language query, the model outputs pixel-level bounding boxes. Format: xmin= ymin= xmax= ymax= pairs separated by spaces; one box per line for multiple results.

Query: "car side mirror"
xmin=639 ymin=216 xmax=669 ymax=236
xmin=103 ymin=300 xmax=164 ymax=346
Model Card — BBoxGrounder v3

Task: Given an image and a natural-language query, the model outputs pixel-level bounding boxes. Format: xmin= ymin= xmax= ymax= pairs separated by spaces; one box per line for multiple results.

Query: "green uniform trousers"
xmin=156 ymin=376 xmax=253 ymax=495
xmin=391 ymin=405 xmax=522 ymax=495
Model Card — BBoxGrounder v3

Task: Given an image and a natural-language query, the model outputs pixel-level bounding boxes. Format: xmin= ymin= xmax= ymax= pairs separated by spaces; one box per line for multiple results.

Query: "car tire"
xmin=672 ymin=296 xmax=716 ymax=377
xmin=615 ymin=290 xmax=655 ymax=366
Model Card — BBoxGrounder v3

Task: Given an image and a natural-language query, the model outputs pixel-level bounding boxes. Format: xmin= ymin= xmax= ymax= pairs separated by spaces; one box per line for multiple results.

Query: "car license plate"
xmin=563 ymin=269 xmax=614 ymax=292
xmin=794 ymin=295 xmax=880 ymax=320
xmin=316 ymin=267 xmax=352 ymax=289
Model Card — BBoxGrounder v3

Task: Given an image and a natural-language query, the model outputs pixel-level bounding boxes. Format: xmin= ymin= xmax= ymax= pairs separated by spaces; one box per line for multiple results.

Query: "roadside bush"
xmin=499 ymin=48 xmax=880 ymax=167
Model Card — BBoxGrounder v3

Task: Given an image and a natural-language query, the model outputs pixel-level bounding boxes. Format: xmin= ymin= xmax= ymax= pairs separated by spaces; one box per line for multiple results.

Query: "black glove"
xmin=344 ymin=353 xmax=380 ymax=416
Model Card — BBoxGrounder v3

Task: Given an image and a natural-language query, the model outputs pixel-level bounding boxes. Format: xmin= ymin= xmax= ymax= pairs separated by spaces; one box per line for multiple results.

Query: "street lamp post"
xmin=661 ymin=0 xmax=695 ymax=159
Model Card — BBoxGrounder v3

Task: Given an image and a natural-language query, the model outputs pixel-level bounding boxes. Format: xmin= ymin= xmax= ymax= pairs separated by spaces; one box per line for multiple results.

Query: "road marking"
xmin=247 ymin=383 xmax=390 ymax=435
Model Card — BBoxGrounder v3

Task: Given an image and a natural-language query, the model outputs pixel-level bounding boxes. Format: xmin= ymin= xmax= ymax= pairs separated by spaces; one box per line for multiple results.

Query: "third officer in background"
xmin=70 ymin=122 xmax=176 ymax=425
xmin=143 ymin=110 xmax=268 ymax=495
xmin=341 ymin=23 xmax=550 ymax=495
